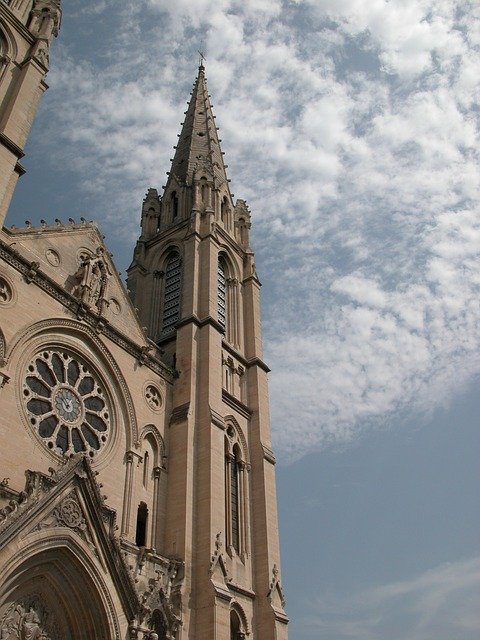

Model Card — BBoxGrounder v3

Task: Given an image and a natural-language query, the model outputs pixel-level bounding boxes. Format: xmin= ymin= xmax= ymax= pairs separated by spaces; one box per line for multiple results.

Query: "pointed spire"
xmin=167 ymin=65 xmax=230 ymax=188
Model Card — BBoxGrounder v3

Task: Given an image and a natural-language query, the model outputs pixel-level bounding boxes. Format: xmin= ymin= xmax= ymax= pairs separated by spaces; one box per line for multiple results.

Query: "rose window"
xmin=23 ymin=350 xmax=110 ymax=457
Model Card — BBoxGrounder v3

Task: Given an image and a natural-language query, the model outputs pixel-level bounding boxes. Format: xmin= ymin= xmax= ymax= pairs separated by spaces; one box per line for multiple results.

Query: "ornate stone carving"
xmin=33 ymin=40 xmax=49 ymax=69
xmin=125 ymin=553 xmax=183 ymax=640
xmin=0 ymin=467 xmax=57 ymax=533
xmin=267 ymin=564 xmax=286 ymax=609
xmin=109 ymin=298 xmax=121 ymax=315
xmin=193 ymin=154 xmax=214 ymax=180
xmin=0 ymin=241 xmax=173 ymax=385
xmin=145 ymin=385 xmax=162 ymax=411
xmin=55 ymin=496 xmax=85 ymax=530
xmin=22 ymin=349 xmax=111 ymax=458
xmin=73 ymin=247 xmax=110 ymax=312
xmin=0 ymin=597 xmax=59 ymax=640
xmin=209 ymin=532 xmax=229 ymax=582
xmin=0 ymin=276 xmax=13 ymax=305
xmin=44 ymin=249 xmax=60 ymax=267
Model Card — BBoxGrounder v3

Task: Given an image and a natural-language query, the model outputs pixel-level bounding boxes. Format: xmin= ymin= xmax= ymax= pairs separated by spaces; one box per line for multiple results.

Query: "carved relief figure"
xmin=0 ymin=600 xmax=55 ymax=640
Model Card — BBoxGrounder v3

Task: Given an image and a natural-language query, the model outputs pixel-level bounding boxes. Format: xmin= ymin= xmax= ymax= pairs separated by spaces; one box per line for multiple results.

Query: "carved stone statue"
xmin=73 ymin=247 xmax=110 ymax=311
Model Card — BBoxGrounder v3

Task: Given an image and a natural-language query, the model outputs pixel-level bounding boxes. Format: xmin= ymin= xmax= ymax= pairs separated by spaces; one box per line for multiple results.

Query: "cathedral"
xmin=0 ymin=1 xmax=288 ymax=638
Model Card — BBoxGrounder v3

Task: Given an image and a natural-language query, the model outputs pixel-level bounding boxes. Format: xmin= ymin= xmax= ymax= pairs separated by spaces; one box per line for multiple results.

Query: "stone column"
xmin=121 ymin=451 xmax=135 ymax=536
xmin=224 ymin=452 xmax=233 ymax=549
xmin=151 ymin=465 xmax=162 ymax=549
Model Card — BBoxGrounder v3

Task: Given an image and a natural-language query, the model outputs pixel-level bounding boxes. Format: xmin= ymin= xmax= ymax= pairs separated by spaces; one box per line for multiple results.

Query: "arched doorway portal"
xmin=0 ymin=543 xmax=117 ymax=639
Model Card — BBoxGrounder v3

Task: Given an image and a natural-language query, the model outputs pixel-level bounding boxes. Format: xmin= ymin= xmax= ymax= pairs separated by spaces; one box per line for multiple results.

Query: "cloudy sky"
xmin=7 ymin=1 xmax=480 ymax=638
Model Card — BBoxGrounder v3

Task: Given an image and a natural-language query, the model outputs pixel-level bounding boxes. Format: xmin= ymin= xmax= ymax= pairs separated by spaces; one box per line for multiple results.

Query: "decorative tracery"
xmin=22 ymin=350 xmax=110 ymax=457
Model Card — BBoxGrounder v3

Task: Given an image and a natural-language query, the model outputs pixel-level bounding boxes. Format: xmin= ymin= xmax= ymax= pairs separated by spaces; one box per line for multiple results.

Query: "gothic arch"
xmin=217 ymin=251 xmax=241 ymax=346
xmin=144 ymin=244 xmax=184 ymax=340
xmin=158 ymin=249 xmax=183 ymax=337
xmin=0 ymin=19 xmax=18 ymax=61
xmin=224 ymin=416 xmax=249 ymax=464
xmin=0 ymin=532 xmax=121 ymax=639
xmin=219 ymin=192 xmax=232 ymax=230
xmin=148 ymin=242 xmax=184 ymax=273
xmin=230 ymin=600 xmax=250 ymax=636
xmin=6 ymin=318 xmax=138 ymax=459
xmin=224 ymin=417 xmax=250 ymax=557
xmin=217 ymin=246 xmax=241 ymax=282
xmin=138 ymin=425 xmax=166 ymax=548
xmin=139 ymin=424 xmax=165 ymax=468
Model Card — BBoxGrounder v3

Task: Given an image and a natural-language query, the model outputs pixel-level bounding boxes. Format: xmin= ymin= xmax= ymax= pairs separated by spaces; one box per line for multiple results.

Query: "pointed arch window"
xmin=218 ymin=254 xmax=240 ymax=346
xmin=221 ymin=196 xmax=229 ymax=228
xmin=230 ymin=610 xmax=245 ymax=640
xmin=171 ymin=191 xmax=179 ymax=220
xmin=150 ymin=610 xmax=167 ymax=640
xmin=218 ymin=257 xmax=226 ymax=329
xmin=225 ymin=424 xmax=249 ymax=558
xmin=162 ymin=251 xmax=182 ymax=335
xmin=230 ymin=446 xmax=240 ymax=552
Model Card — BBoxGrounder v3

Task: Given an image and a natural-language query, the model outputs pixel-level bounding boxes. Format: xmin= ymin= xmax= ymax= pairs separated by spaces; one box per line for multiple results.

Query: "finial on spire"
xmin=198 ymin=50 xmax=206 ymax=69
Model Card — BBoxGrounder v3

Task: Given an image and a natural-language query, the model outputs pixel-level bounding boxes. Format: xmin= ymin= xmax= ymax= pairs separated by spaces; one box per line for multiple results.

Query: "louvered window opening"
xmin=231 ymin=451 xmax=240 ymax=552
xmin=218 ymin=259 xmax=226 ymax=328
xmin=162 ymin=253 xmax=182 ymax=334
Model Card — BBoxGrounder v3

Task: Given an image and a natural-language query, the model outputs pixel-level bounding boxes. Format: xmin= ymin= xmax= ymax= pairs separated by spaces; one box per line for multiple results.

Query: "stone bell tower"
xmin=127 ymin=65 xmax=289 ymax=639
xmin=0 ymin=0 xmax=61 ymax=225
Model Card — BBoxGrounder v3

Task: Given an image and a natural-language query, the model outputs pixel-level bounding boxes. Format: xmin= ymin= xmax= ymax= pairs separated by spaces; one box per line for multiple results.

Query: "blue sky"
xmin=7 ymin=1 xmax=480 ymax=638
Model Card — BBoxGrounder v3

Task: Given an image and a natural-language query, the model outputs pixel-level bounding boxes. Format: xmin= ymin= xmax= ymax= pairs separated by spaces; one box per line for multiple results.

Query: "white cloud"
xmin=27 ymin=0 xmax=480 ymax=460
xmin=304 ymin=556 xmax=480 ymax=640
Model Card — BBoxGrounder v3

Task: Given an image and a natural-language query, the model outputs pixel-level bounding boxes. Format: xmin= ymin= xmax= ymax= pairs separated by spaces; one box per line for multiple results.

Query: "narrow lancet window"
xmin=162 ymin=251 xmax=182 ymax=335
xmin=143 ymin=451 xmax=150 ymax=488
xmin=231 ymin=447 xmax=240 ymax=552
xmin=225 ymin=426 xmax=248 ymax=557
xmin=221 ymin=196 xmax=228 ymax=225
xmin=135 ymin=502 xmax=148 ymax=546
xmin=171 ymin=191 xmax=179 ymax=219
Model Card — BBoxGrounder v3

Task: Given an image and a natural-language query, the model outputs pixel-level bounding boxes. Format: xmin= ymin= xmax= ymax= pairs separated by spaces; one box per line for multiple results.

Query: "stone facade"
xmin=0 ymin=2 xmax=288 ymax=638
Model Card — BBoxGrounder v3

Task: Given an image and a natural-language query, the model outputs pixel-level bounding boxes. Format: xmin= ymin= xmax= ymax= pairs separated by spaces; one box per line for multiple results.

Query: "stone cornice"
xmin=273 ymin=610 xmax=289 ymax=624
xmin=222 ymin=390 xmax=252 ymax=419
xmin=262 ymin=444 xmax=277 ymax=465
xmin=0 ymin=239 xmax=174 ymax=383
xmin=14 ymin=161 xmax=26 ymax=176
xmin=246 ymin=356 xmax=270 ymax=374
xmin=0 ymin=132 xmax=25 ymax=159
xmin=169 ymin=402 xmax=190 ymax=425
xmin=228 ymin=582 xmax=256 ymax=599
xmin=242 ymin=272 xmax=262 ymax=287
xmin=221 ymin=340 xmax=270 ymax=373
xmin=175 ymin=313 xmax=225 ymax=334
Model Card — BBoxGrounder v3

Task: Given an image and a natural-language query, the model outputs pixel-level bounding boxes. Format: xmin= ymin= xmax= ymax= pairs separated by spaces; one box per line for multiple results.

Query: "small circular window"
xmin=22 ymin=350 xmax=110 ymax=458
xmin=145 ymin=384 xmax=162 ymax=411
